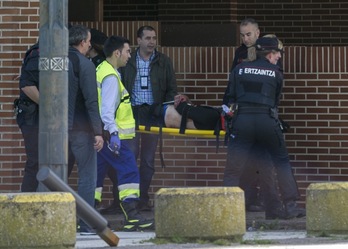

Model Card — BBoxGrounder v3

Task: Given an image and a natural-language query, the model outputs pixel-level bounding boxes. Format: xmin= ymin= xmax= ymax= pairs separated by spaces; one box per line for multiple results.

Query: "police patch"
xmin=244 ymin=67 xmax=276 ymax=77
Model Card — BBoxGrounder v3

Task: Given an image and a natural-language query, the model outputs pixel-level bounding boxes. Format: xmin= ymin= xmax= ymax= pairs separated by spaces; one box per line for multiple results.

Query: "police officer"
xmin=223 ymin=36 xmax=305 ymax=219
xmin=16 ymin=42 xmax=76 ymax=193
xmin=15 ymin=42 xmax=40 ymax=192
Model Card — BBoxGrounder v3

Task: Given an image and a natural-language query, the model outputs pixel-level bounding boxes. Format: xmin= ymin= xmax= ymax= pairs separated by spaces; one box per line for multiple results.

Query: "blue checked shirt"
xmin=131 ymin=51 xmax=155 ymax=106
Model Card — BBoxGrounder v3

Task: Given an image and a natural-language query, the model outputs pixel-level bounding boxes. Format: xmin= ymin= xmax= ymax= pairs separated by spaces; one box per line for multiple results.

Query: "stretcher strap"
xmin=136 ymin=125 xmax=226 ymax=138
xmin=159 ymin=124 xmax=166 ymax=168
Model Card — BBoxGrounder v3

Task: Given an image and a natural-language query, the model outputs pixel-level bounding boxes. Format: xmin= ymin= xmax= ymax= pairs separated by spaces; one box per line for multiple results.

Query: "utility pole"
xmin=38 ymin=0 xmax=69 ymax=187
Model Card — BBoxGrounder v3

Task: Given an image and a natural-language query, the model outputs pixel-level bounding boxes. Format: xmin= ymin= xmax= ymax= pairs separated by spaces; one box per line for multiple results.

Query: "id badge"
xmin=141 ymin=76 xmax=148 ymax=89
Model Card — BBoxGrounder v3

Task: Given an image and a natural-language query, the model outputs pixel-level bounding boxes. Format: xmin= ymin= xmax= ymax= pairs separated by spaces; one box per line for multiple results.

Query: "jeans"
xmin=223 ymin=113 xmax=299 ymax=210
xmin=69 ymin=130 xmax=97 ymax=229
xmin=127 ymin=133 xmax=158 ymax=204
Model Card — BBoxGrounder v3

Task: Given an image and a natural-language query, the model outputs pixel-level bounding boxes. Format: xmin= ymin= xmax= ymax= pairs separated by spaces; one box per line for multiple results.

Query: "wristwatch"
xmin=111 ymin=131 xmax=118 ymax=136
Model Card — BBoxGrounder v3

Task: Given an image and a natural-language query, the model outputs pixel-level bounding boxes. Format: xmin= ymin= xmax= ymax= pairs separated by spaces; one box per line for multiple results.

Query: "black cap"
xmin=90 ymin=29 xmax=108 ymax=57
xmin=90 ymin=28 xmax=107 ymax=46
xmin=255 ymin=37 xmax=283 ymax=52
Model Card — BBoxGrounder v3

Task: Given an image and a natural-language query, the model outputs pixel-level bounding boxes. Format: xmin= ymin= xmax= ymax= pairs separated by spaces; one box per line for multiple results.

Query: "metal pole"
xmin=38 ymin=0 xmax=69 ymax=186
xmin=37 ymin=167 xmax=119 ymax=246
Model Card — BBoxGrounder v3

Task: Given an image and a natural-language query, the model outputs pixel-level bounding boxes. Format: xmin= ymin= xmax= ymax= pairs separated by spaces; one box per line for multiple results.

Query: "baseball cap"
xmin=255 ymin=37 xmax=283 ymax=52
xmin=90 ymin=28 xmax=108 ymax=56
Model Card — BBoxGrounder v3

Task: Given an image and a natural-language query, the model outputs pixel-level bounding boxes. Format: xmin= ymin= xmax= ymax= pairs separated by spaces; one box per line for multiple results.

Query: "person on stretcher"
xmin=163 ymin=94 xmax=222 ymax=131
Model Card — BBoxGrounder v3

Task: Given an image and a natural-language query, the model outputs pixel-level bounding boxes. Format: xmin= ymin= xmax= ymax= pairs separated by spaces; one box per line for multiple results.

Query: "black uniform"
xmin=223 ymin=43 xmax=270 ymax=211
xmin=16 ymin=43 xmax=40 ymax=192
xmin=223 ymin=57 xmax=300 ymax=217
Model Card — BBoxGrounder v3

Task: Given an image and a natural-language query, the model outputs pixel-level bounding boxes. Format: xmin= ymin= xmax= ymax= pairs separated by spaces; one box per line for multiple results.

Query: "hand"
xmin=94 ymin=135 xmax=104 ymax=152
xmin=108 ymin=132 xmax=121 ymax=156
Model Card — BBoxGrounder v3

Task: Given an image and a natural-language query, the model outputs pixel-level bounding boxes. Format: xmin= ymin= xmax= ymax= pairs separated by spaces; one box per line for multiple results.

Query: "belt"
xmin=237 ymin=106 xmax=270 ymax=114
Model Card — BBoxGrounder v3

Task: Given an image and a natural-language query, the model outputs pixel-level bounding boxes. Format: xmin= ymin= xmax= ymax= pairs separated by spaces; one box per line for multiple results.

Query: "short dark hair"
xmin=240 ymin=18 xmax=259 ymax=29
xmin=136 ymin=26 xmax=156 ymax=38
xmin=103 ymin=35 xmax=130 ymax=58
xmin=69 ymin=24 xmax=90 ymax=46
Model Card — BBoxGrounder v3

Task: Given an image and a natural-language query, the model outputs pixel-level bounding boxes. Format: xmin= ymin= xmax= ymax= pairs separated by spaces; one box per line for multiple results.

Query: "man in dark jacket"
xmin=120 ymin=25 xmax=177 ymax=211
xmin=68 ymin=24 xmax=104 ymax=235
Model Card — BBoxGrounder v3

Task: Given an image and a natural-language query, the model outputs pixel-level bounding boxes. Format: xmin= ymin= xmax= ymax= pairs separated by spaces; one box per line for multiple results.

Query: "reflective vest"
xmin=96 ymin=60 xmax=135 ymax=139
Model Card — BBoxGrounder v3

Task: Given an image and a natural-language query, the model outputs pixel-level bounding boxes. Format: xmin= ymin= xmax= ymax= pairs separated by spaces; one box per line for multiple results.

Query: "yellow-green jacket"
xmin=96 ymin=60 xmax=135 ymax=140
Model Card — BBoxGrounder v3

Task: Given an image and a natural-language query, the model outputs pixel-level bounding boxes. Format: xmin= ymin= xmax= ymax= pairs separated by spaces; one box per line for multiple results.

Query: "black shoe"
xmin=99 ymin=202 xmax=123 ymax=215
xmin=285 ymin=201 xmax=306 ymax=219
xmin=137 ymin=201 xmax=153 ymax=212
xmin=246 ymin=204 xmax=265 ymax=212
xmin=265 ymin=207 xmax=287 ymax=220
xmin=121 ymin=201 xmax=155 ymax=232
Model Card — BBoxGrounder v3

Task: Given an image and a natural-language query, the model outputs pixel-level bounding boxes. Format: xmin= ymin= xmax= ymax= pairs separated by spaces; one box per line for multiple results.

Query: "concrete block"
xmin=0 ymin=192 xmax=76 ymax=249
xmin=307 ymin=182 xmax=348 ymax=235
xmin=155 ymin=187 xmax=245 ymax=240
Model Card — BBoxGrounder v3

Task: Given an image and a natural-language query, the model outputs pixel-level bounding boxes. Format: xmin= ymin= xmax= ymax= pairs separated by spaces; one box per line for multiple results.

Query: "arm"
xmin=275 ymin=70 xmax=284 ymax=107
xmin=79 ymin=60 xmax=103 ymax=136
xmin=19 ymin=47 xmax=40 ymax=103
xmin=164 ymin=56 xmax=178 ymax=102
xmin=100 ymin=75 xmax=120 ymax=134
xmin=21 ymin=86 xmax=39 ymax=104
xmin=226 ymin=70 xmax=237 ymax=105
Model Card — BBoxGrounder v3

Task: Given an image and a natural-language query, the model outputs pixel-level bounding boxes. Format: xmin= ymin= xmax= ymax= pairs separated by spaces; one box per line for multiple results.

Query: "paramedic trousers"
xmin=97 ymin=139 xmax=140 ymax=201
xmin=223 ymin=111 xmax=300 ymax=210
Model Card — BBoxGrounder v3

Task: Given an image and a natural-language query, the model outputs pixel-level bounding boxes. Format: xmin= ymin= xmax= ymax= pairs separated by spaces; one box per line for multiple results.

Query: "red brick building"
xmin=1 ymin=0 xmax=348 ymax=207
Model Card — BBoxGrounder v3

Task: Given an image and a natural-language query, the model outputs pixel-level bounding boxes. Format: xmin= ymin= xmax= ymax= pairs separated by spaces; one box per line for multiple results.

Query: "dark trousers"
xmin=127 ymin=132 xmax=158 ymax=204
xmin=239 ymin=145 xmax=269 ymax=207
xmin=20 ymin=123 xmax=39 ymax=192
xmin=223 ymin=113 xmax=299 ymax=211
xmin=131 ymin=105 xmax=160 ymax=204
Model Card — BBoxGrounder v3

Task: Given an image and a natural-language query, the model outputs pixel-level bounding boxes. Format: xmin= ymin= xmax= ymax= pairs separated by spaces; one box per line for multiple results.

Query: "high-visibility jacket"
xmin=96 ymin=60 xmax=135 ymax=140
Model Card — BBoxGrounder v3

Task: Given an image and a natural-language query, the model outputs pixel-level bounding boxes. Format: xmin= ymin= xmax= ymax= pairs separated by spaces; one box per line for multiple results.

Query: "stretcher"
xmin=137 ymin=125 xmax=226 ymax=138
xmin=137 ymin=125 xmax=226 ymax=168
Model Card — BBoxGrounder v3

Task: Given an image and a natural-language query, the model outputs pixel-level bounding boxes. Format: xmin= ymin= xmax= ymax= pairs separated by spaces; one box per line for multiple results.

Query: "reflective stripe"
xmin=95 ymin=187 xmax=103 ymax=202
xmin=119 ymin=183 xmax=140 ymax=200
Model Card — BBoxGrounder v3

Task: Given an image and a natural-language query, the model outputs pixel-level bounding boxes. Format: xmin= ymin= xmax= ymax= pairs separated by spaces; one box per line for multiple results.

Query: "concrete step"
xmin=102 ymin=210 xmax=306 ymax=232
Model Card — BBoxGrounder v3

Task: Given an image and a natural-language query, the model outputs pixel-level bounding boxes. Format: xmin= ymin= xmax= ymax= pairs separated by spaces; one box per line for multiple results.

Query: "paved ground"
xmin=74 ymin=210 xmax=348 ymax=249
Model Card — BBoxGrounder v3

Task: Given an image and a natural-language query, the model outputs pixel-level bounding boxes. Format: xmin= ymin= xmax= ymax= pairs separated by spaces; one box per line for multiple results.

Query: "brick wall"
xmin=0 ymin=0 xmax=39 ymax=192
xmin=237 ymin=0 xmax=348 ymax=46
xmin=2 ymin=1 xmax=348 ymax=209
xmin=100 ymin=0 xmax=348 ymax=46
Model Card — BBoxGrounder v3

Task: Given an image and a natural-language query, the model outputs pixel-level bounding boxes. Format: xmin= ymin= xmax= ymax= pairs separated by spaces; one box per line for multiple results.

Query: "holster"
xmin=270 ymin=107 xmax=279 ymax=119
xmin=15 ymin=99 xmax=38 ymax=126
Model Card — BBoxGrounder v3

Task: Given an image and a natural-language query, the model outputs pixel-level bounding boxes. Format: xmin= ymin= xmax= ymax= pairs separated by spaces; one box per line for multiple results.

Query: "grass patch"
xmin=241 ymin=239 xmax=275 ymax=245
xmin=145 ymin=236 xmax=241 ymax=246
xmin=258 ymin=220 xmax=280 ymax=230
xmin=318 ymin=231 xmax=331 ymax=237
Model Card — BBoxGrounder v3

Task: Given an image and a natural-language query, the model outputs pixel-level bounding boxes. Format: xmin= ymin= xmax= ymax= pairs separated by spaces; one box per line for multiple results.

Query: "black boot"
xmin=121 ymin=200 xmax=154 ymax=231
xmin=99 ymin=200 xmax=123 ymax=215
xmin=284 ymin=201 xmax=306 ymax=219
xmin=99 ymin=184 xmax=122 ymax=215
xmin=265 ymin=206 xmax=287 ymax=220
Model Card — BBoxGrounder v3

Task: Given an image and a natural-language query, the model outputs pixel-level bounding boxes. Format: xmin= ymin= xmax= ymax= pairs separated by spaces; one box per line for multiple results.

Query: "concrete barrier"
xmin=307 ymin=182 xmax=348 ymax=235
xmin=155 ymin=187 xmax=245 ymax=240
xmin=0 ymin=192 xmax=76 ymax=249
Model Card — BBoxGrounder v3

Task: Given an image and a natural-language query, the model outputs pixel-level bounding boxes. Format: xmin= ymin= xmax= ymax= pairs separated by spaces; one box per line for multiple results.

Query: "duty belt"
xmin=237 ymin=106 xmax=270 ymax=114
